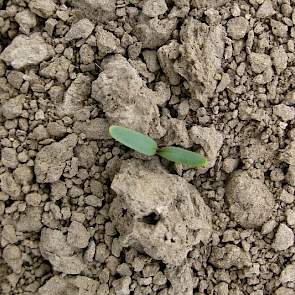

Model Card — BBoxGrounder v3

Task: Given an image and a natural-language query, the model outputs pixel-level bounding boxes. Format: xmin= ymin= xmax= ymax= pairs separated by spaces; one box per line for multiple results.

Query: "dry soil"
xmin=1 ymin=0 xmax=295 ymax=294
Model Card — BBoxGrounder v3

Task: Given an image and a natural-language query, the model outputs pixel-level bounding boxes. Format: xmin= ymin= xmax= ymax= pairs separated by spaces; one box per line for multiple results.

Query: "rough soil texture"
xmin=1 ymin=0 xmax=295 ymax=294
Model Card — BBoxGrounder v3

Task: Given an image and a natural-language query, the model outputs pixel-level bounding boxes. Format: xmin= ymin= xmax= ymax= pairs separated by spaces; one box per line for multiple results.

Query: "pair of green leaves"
xmin=109 ymin=125 xmax=207 ymax=168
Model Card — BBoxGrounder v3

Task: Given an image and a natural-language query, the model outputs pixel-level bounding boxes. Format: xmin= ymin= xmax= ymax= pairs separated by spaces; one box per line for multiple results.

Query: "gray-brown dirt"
xmin=1 ymin=0 xmax=295 ymax=294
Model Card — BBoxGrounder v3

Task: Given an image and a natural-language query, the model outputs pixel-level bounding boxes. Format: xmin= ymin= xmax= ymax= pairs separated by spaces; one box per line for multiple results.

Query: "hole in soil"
xmin=141 ymin=212 xmax=161 ymax=225
xmin=159 ymin=261 xmax=166 ymax=271
xmin=113 ymin=273 xmax=121 ymax=279
xmin=122 ymin=208 xmax=128 ymax=217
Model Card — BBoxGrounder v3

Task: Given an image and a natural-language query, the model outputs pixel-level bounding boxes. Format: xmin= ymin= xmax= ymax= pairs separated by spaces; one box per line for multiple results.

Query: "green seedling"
xmin=109 ymin=125 xmax=157 ymax=156
xmin=109 ymin=125 xmax=207 ymax=168
xmin=157 ymin=146 xmax=207 ymax=168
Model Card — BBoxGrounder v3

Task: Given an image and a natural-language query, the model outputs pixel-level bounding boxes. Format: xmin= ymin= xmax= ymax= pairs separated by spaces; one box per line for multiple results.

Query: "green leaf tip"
xmin=157 ymin=146 xmax=207 ymax=168
xmin=109 ymin=125 xmax=157 ymax=156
